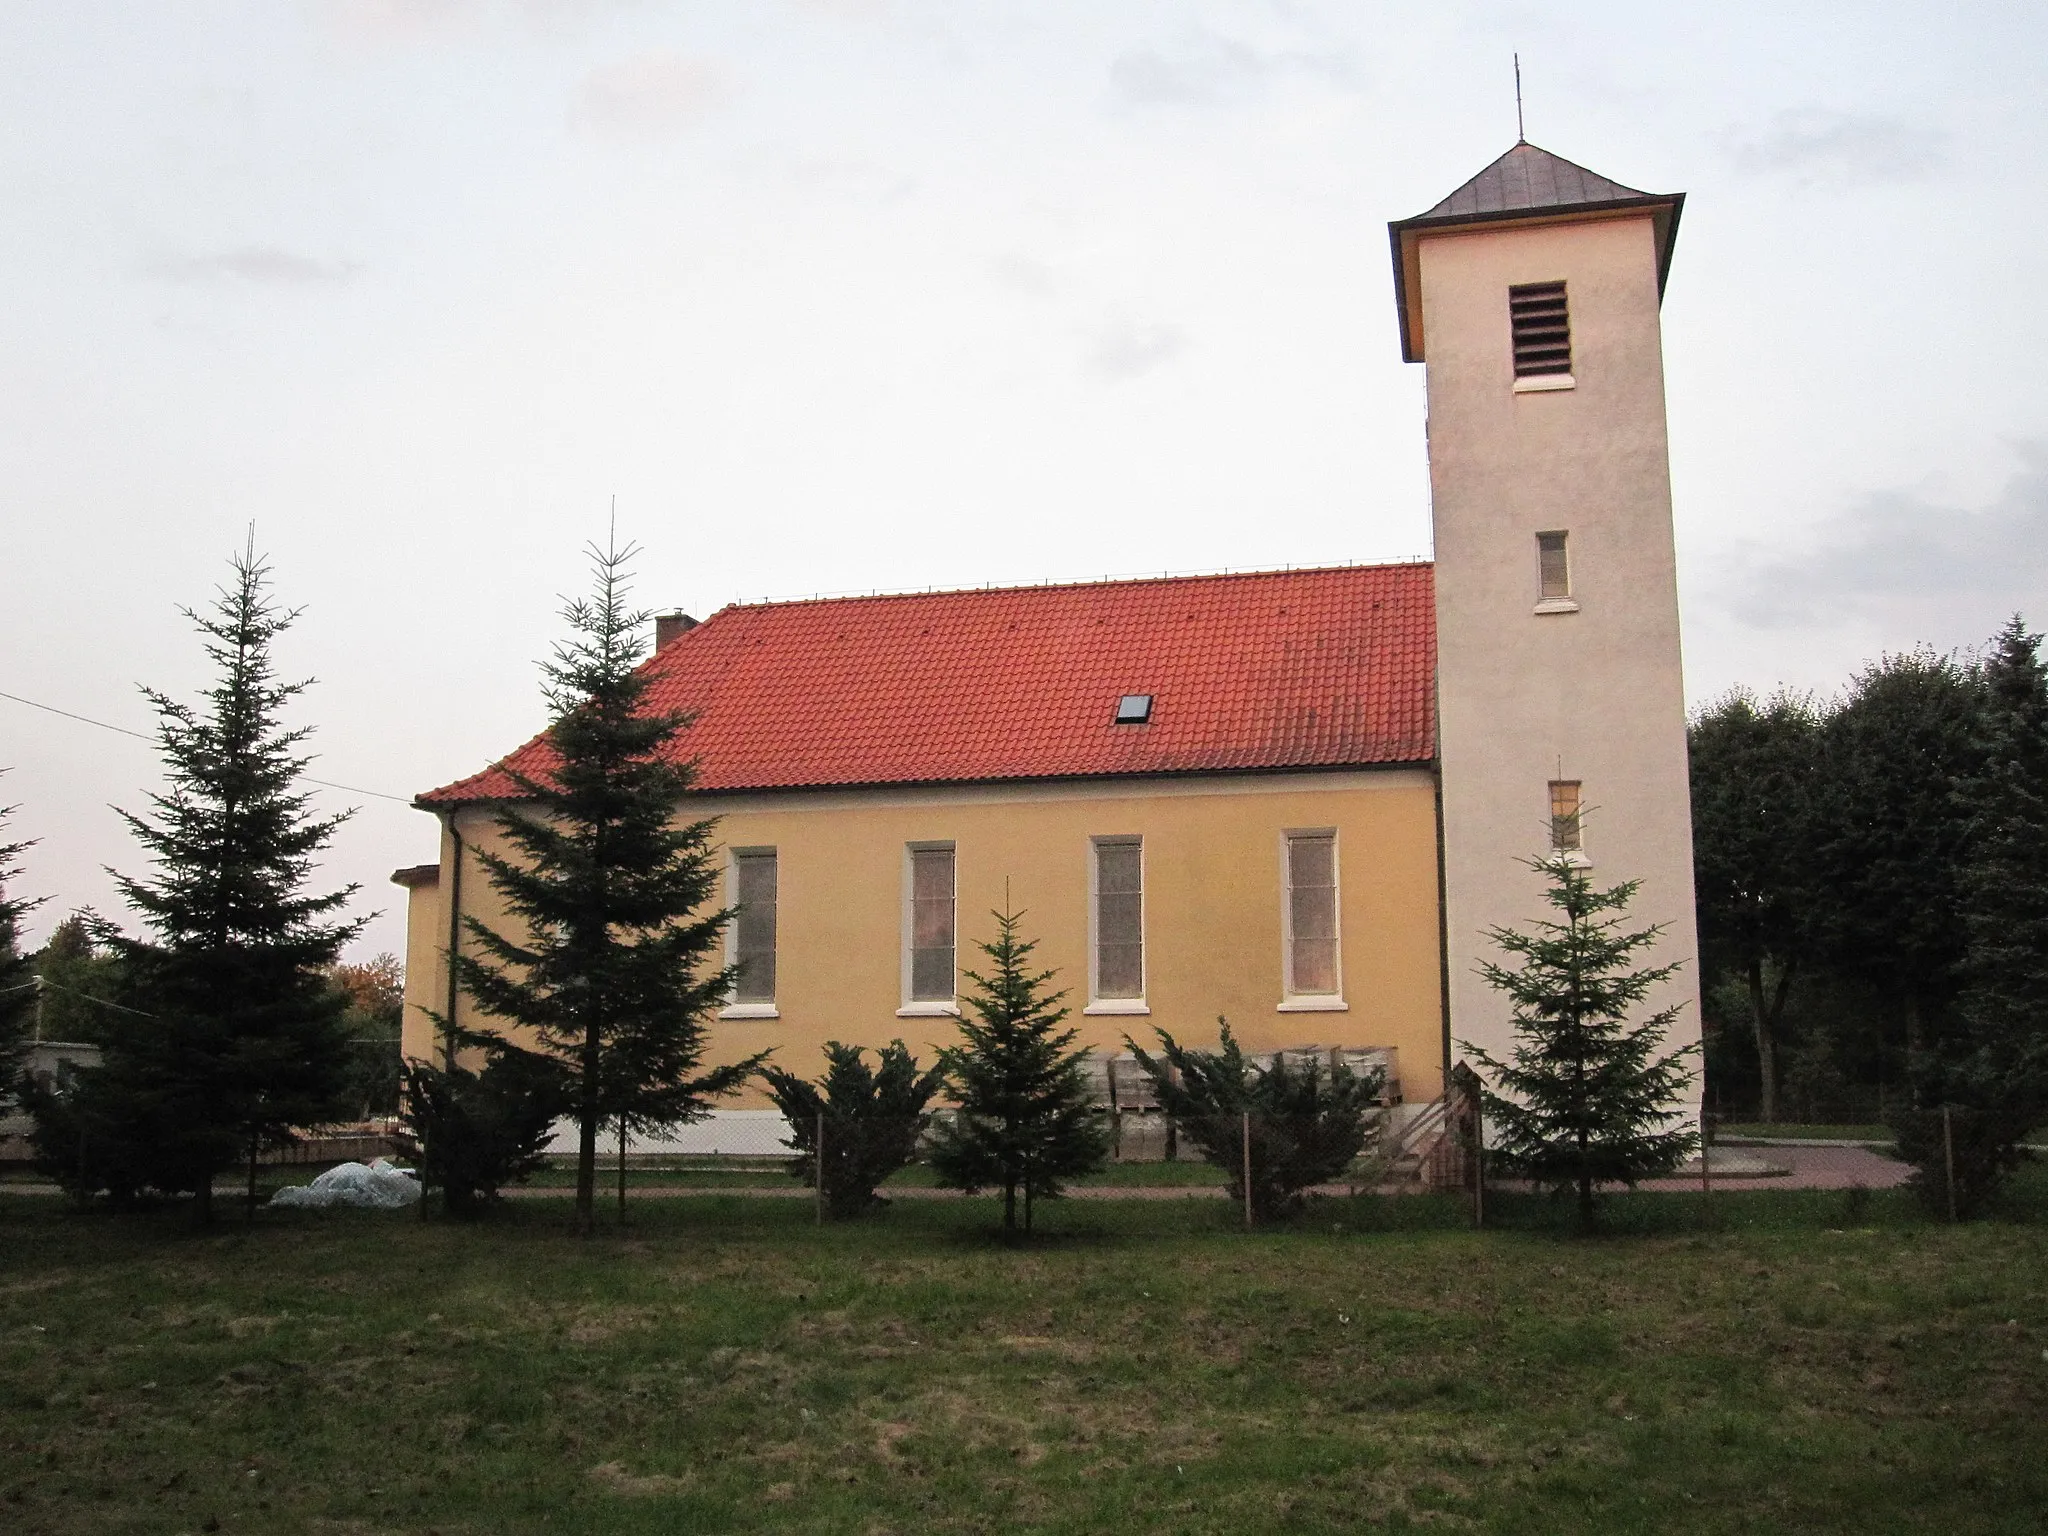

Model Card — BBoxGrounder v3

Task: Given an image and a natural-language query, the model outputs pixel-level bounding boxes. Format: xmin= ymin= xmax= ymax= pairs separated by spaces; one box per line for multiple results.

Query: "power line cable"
xmin=0 ymin=687 xmax=413 ymax=805
xmin=4 ymin=976 xmax=159 ymax=1017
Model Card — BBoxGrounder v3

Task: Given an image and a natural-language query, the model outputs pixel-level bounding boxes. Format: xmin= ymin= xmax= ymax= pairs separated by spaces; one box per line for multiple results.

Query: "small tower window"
xmin=1509 ymin=281 xmax=1571 ymax=378
xmin=1549 ymin=780 xmax=1583 ymax=853
xmin=1537 ymin=531 xmax=1571 ymax=599
xmin=1113 ymin=694 xmax=1153 ymax=725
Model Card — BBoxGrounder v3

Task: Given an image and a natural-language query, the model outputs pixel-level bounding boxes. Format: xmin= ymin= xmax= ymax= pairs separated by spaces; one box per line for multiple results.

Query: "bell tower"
xmin=1391 ymin=142 xmax=1702 ymax=1092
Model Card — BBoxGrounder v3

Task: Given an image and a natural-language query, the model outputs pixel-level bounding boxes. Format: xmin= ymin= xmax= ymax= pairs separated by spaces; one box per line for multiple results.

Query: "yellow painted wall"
xmin=402 ymin=767 xmax=1446 ymax=1105
xmin=397 ymin=862 xmax=446 ymax=1070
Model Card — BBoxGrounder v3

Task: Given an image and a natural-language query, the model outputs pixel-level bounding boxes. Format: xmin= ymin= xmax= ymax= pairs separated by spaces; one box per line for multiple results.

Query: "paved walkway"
xmin=1632 ymin=1142 xmax=1911 ymax=1192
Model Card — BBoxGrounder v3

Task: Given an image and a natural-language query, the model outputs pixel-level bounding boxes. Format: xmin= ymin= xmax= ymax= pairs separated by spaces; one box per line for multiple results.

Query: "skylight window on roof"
xmin=1114 ymin=694 xmax=1154 ymax=725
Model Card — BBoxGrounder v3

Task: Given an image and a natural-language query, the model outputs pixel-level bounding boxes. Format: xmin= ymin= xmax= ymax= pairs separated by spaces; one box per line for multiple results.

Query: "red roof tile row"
xmin=420 ymin=562 xmax=1437 ymax=804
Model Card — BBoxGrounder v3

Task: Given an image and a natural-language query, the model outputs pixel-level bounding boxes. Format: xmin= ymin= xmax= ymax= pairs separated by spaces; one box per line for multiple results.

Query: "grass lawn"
xmin=3 ymin=1173 xmax=2045 ymax=1535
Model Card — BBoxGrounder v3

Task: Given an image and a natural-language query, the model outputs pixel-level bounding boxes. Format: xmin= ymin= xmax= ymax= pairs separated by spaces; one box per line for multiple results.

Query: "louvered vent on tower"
xmin=1509 ymin=281 xmax=1571 ymax=377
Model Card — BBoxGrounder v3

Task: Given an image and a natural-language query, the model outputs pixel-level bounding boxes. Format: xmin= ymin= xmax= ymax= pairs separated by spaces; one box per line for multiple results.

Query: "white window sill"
xmin=1083 ymin=1000 xmax=1151 ymax=1016
xmin=1513 ymin=373 xmax=1575 ymax=393
xmin=1277 ymin=996 xmax=1349 ymax=1013
xmin=896 ymin=1002 xmax=960 ymax=1018
xmin=1549 ymin=848 xmax=1593 ymax=868
xmin=718 ymin=1002 xmax=780 ymax=1020
xmin=1533 ymin=597 xmax=1580 ymax=615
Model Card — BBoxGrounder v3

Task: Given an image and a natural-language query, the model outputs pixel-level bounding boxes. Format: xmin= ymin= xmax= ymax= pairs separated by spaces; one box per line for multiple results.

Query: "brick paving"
xmin=1686 ymin=1141 xmax=1912 ymax=1191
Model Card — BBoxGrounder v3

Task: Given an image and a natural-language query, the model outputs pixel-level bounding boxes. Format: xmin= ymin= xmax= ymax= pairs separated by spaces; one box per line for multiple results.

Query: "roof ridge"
xmin=721 ymin=557 xmax=1434 ymax=615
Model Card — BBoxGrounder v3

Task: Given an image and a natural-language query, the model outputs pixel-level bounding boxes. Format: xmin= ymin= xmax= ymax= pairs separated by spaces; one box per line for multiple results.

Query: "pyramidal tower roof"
xmin=1413 ymin=140 xmax=1651 ymax=220
xmin=1387 ymin=140 xmax=1684 ymax=362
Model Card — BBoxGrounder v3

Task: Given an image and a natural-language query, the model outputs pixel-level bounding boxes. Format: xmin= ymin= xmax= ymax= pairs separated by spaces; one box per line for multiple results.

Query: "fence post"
xmin=1942 ymin=1104 xmax=1957 ymax=1223
xmin=1472 ymin=1094 xmax=1484 ymax=1231
xmin=1700 ymin=1100 xmax=1713 ymax=1213
xmin=1241 ymin=1110 xmax=1253 ymax=1230
xmin=1106 ymin=1058 xmax=1121 ymax=1161
xmin=816 ymin=1109 xmax=826 ymax=1227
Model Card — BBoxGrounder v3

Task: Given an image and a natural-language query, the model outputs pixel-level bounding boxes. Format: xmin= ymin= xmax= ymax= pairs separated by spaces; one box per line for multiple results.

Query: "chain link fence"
xmin=505 ymin=1047 xmax=1478 ymax=1228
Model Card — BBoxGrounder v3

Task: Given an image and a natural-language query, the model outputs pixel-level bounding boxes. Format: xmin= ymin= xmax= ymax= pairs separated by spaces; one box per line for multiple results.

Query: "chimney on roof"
xmin=654 ymin=611 xmax=698 ymax=650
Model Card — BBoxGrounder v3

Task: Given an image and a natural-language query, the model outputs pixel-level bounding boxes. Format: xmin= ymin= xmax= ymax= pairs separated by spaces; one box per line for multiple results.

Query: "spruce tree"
xmin=1895 ymin=617 xmax=2048 ymax=1216
xmin=0 ymin=794 xmax=45 ymax=1091
xmin=1462 ymin=853 xmax=1698 ymax=1231
xmin=927 ymin=905 xmax=1108 ymax=1236
xmin=91 ymin=543 xmax=362 ymax=1222
xmin=457 ymin=538 xmax=762 ymax=1234
xmin=1126 ymin=1021 xmax=1385 ymax=1220
xmin=762 ymin=1041 xmax=947 ymax=1218
xmin=399 ymin=1026 xmax=566 ymax=1217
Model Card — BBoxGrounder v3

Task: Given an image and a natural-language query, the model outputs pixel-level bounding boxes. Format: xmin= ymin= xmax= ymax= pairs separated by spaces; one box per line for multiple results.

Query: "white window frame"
xmin=1278 ymin=828 xmax=1347 ymax=1013
xmin=898 ymin=841 xmax=960 ymax=1017
xmin=719 ymin=846 xmax=780 ymax=1019
xmin=1534 ymin=529 xmax=1580 ymax=615
xmin=1084 ymin=834 xmax=1149 ymax=1016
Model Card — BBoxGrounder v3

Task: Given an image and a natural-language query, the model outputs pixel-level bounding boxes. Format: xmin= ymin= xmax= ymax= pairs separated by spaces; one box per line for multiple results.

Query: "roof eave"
xmin=418 ymin=756 xmax=1440 ymax=809
xmin=1388 ymin=191 xmax=1685 ymax=364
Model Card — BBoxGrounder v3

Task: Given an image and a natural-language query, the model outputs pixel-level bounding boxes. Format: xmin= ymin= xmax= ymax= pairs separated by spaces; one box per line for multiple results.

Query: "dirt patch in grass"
xmin=588 ymin=1460 xmax=692 ymax=1496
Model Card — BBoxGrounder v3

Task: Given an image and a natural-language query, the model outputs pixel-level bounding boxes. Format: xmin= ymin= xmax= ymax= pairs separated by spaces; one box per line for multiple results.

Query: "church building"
xmin=396 ymin=140 xmax=1702 ymax=1127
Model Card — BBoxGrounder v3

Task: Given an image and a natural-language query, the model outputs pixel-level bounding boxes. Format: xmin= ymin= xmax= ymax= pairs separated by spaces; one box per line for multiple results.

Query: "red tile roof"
xmin=419 ymin=563 xmax=1436 ymax=804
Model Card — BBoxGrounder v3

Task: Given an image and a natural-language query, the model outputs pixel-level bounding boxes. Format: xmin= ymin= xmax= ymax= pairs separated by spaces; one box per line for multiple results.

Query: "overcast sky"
xmin=4 ymin=0 xmax=2046 ymax=962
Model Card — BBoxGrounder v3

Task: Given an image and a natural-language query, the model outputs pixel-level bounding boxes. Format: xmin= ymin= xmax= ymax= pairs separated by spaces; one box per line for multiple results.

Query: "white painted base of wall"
xmin=544 ymin=1110 xmax=795 ymax=1158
